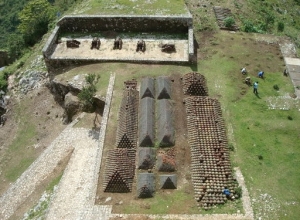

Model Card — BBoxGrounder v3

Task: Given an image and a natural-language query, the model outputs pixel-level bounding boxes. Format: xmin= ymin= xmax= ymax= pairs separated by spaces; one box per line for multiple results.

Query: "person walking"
xmin=253 ymin=81 xmax=258 ymax=94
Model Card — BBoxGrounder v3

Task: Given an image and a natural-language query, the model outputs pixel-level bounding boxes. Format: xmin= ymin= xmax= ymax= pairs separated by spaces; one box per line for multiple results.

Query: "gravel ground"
xmin=0 ymin=117 xmax=78 ymax=220
xmin=46 ymin=73 xmax=115 ymax=220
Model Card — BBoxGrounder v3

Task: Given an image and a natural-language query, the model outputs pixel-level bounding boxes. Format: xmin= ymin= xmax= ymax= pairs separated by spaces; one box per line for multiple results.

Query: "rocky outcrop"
xmin=48 ymin=74 xmax=105 ymax=123
xmin=63 ymin=92 xmax=81 ymax=124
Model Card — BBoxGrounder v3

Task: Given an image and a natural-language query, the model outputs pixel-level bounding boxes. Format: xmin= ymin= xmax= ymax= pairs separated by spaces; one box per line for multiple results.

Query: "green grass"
xmin=46 ymin=173 xmax=63 ymax=192
xmin=193 ymin=31 xmax=300 ymax=219
xmin=5 ymin=157 xmax=35 ymax=181
xmin=3 ymin=101 xmax=37 ymax=182
xmin=73 ymin=0 xmax=188 ymax=15
xmin=120 ymin=187 xmax=243 ymax=215
xmin=236 ymin=0 xmax=300 ymax=56
xmin=23 ymin=174 xmax=63 ymax=220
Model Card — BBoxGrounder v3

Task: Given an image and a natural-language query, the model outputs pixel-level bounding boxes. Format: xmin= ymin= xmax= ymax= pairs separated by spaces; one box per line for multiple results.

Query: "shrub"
xmin=287 ymin=116 xmax=293 ymax=120
xmin=242 ymin=20 xmax=257 ymax=33
xmin=273 ymin=84 xmax=279 ymax=90
xmin=78 ymin=73 xmax=100 ymax=111
xmin=277 ymin=22 xmax=285 ymax=32
xmin=17 ymin=61 xmax=25 ymax=69
xmin=0 ymin=74 xmax=8 ymax=91
xmin=228 ymin=143 xmax=235 ymax=151
xmin=224 ymin=17 xmax=235 ymax=28
xmin=234 ymin=187 xmax=242 ymax=199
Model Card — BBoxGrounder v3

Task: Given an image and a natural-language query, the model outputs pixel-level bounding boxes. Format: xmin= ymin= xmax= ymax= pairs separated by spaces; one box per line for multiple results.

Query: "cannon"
xmin=66 ymin=39 xmax=80 ymax=48
xmin=161 ymin=43 xmax=176 ymax=53
xmin=113 ymin=37 xmax=123 ymax=50
xmin=136 ymin=40 xmax=146 ymax=52
xmin=91 ymin=37 xmax=101 ymax=50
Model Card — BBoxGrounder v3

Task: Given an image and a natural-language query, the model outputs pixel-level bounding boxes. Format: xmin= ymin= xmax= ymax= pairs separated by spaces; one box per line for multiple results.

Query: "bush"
xmin=277 ymin=22 xmax=285 ymax=32
xmin=228 ymin=143 xmax=235 ymax=151
xmin=242 ymin=20 xmax=257 ymax=33
xmin=0 ymin=74 xmax=8 ymax=91
xmin=78 ymin=73 xmax=100 ymax=111
xmin=234 ymin=187 xmax=242 ymax=199
xmin=224 ymin=17 xmax=235 ymax=28
xmin=287 ymin=116 xmax=293 ymax=120
xmin=273 ymin=84 xmax=279 ymax=90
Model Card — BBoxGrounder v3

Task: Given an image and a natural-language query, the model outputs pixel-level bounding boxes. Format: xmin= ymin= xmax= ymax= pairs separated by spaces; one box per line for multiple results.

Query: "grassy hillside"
xmin=187 ymin=0 xmax=300 ymax=56
xmin=72 ymin=0 xmax=188 ymax=15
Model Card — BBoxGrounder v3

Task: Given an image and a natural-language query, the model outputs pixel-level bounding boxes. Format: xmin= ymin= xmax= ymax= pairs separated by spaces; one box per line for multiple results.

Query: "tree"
xmin=18 ymin=0 xmax=55 ymax=46
xmin=78 ymin=74 xmax=100 ymax=111
xmin=7 ymin=34 xmax=25 ymax=59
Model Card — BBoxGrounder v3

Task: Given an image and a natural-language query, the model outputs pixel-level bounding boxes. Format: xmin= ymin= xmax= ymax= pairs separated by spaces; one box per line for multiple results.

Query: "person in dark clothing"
xmin=258 ymin=71 xmax=264 ymax=78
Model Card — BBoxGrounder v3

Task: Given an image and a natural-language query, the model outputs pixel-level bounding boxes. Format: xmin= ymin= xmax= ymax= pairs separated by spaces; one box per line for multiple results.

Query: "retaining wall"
xmin=42 ymin=15 xmax=194 ymax=72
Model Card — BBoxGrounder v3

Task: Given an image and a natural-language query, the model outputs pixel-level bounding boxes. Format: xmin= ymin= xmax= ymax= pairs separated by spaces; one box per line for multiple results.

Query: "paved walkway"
xmin=284 ymin=57 xmax=300 ymax=98
xmin=46 ymin=73 xmax=115 ymax=220
xmin=279 ymin=40 xmax=300 ymax=99
xmin=0 ymin=118 xmax=77 ymax=220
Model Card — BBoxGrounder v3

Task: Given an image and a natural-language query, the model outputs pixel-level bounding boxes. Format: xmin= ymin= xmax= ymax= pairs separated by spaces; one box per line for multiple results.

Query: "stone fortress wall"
xmin=42 ymin=15 xmax=194 ymax=72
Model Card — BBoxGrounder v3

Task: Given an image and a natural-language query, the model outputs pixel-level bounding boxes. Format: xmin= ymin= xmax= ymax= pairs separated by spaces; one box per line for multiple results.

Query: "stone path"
xmin=284 ymin=58 xmax=300 ymax=98
xmin=46 ymin=73 xmax=115 ymax=220
xmin=279 ymin=40 xmax=300 ymax=99
xmin=0 ymin=118 xmax=77 ymax=220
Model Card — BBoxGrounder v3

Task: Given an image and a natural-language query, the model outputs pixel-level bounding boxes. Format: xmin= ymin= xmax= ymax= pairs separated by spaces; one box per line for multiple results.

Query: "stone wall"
xmin=42 ymin=26 xmax=60 ymax=59
xmin=43 ymin=15 xmax=194 ymax=72
xmin=57 ymin=15 xmax=192 ymax=33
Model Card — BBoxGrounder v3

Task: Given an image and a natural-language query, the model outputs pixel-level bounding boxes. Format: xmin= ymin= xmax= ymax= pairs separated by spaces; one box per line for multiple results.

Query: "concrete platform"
xmin=284 ymin=57 xmax=300 ymax=98
xmin=51 ymin=38 xmax=189 ymax=62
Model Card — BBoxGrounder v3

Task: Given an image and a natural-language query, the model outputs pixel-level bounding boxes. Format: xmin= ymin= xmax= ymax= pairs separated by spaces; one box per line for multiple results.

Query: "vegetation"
xmin=224 ymin=16 xmax=235 ymax=28
xmin=78 ymin=73 xmax=100 ymax=111
xmin=18 ymin=0 xmax=55 ymax=46
xmin=72 ymin=0 xmax=188 ymax=15
xmin=0 ymin=0 xmax=77 ymax=59
xmin=236 ymin=0 xmax=300 ymax=53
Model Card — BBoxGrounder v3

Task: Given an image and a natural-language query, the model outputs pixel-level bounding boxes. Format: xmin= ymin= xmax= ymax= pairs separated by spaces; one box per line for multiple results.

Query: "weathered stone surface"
xmin=49 ymin=75 xmax=105 ymax=121
xmin=63 ymin=92 xmax=80 ymax=123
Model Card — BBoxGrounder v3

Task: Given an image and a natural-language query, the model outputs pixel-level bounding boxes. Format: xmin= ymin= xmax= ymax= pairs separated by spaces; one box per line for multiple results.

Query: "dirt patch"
xmin=0 ymin=86 xmax=67 ymax=195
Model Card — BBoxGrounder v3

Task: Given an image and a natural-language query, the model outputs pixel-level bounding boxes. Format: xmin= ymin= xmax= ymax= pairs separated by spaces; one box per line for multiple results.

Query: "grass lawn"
xmin=72 ymin=0 xmax=188 ymax=15
xmin=196 ymin=31 xmax=300 ymax=219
